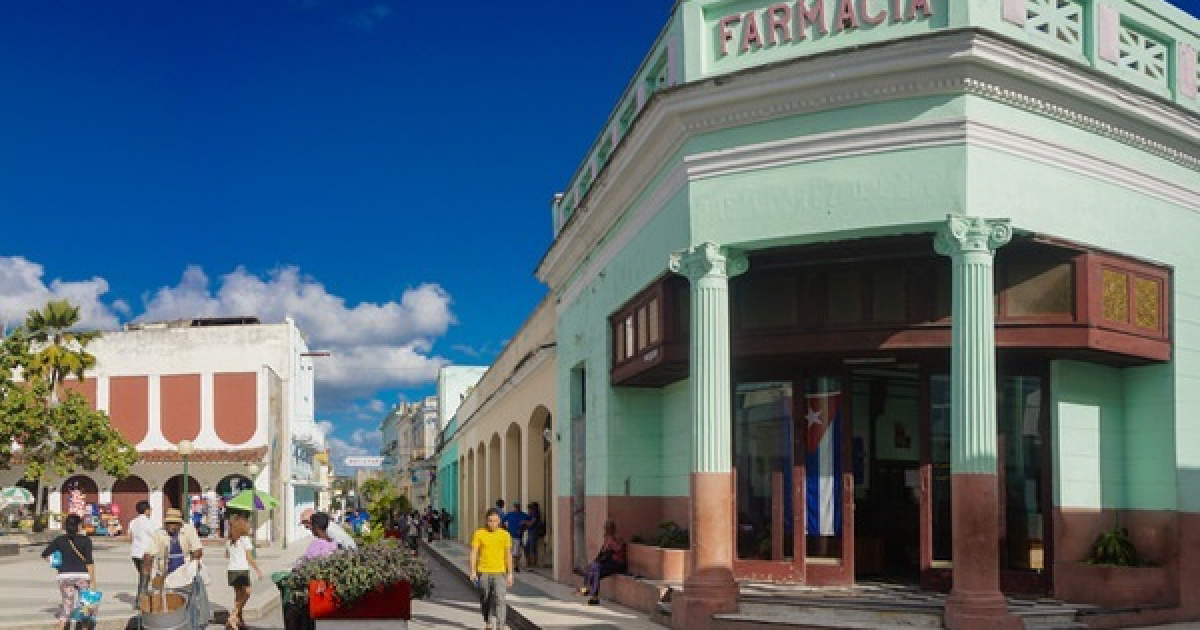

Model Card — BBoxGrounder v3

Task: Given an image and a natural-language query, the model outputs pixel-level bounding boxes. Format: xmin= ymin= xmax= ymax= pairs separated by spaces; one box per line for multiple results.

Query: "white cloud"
xmin=0 ymin=256 xmax=121 ymax=331
xmin=0 ymin=258 xmax=455 ymax=415
xmin=322 ymin=422 xmax=383 ymax=474
xmin=137 ymin=265 xmax=455 ymax=405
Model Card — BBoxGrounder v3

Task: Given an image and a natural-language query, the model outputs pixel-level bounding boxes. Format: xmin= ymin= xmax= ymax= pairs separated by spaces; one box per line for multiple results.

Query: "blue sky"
xmin=0 ymin=0 xmax=674 ymax=464
xmin=1 ymin=0 xmax=1197 ymax=467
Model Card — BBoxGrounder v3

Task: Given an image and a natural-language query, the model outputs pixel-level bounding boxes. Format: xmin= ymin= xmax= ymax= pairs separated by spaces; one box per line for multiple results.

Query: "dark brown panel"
xmin=111 ymin=475 xmax=149 ymax=533
xmin=61 ymin=379 xmax=97 ymax=409
xmin=109 ymin=376 xmax=149 ymax=444
xmin=160 ymin=374 xmax=201 ymax=444
xmin=214 ymin=372 xmax=257 ymax=445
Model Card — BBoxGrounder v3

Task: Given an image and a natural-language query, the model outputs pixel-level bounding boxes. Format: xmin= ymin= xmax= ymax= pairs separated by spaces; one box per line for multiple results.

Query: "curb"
xmin=420 ymin=540 xmax=538 ymax=630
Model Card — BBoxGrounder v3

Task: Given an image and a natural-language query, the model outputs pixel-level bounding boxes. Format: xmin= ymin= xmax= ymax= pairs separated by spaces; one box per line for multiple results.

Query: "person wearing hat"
xmin=142 ymin=507 xmax=204 ymax=584
xmin=501 ymin=501 xmax=528 ymax=572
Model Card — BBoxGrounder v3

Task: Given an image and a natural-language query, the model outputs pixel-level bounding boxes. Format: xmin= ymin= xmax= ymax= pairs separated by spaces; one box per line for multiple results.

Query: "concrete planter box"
xmin=1057 ymin=563 xmax=1175 ymax=608
xmin=627 ymin=542 xmax=690 ymax=582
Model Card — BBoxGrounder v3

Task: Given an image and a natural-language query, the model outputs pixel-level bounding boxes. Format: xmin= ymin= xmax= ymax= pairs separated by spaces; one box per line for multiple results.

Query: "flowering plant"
xmin=281 ymin=540 xmax=432 ymax=609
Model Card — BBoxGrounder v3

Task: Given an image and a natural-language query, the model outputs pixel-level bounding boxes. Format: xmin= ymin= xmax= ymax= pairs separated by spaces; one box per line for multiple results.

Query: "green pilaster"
xmin=935 ymin=215 xmax=1012 ymax=475
xmin=669 ymin=242 xmax=748 ymax=474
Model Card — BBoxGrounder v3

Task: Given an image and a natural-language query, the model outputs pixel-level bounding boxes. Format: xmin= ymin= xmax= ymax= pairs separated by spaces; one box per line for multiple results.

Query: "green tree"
xmin=0 ymin=300 xmax=137 ymax=517
xmin=24 ymin=299 xmax=99 ymax=403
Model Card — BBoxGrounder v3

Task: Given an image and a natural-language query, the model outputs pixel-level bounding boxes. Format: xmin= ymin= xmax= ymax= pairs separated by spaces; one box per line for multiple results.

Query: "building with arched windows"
xmin=534 ymin=1 xmax=1199 ymax=628
xmin=0 ymin=316 xmax=323 ymax=547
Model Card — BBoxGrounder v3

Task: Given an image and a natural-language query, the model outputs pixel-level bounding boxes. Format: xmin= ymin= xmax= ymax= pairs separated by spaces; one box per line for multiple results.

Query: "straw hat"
xmin=163 ymin=508 xmax=184 ymax=525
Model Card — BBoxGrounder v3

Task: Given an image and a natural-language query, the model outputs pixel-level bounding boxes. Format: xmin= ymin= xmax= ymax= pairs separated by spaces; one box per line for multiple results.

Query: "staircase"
xmin=700 ymin=582 xmax=1092 ymax=630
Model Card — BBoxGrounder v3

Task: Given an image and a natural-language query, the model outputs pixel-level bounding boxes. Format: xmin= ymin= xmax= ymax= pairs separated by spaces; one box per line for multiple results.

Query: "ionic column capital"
xmin=934 ymin=215 xmax=1012 ymax=258
xmin=669 ymin=242 xmax=749 ymax=281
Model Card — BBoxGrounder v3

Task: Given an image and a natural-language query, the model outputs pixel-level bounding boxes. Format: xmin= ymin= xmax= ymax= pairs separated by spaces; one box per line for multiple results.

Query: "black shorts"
xmin=228 ymin=570 xmax=251 ymax=587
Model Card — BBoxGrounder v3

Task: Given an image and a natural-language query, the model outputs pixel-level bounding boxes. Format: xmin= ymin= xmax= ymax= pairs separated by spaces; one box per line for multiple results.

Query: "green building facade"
xmin=536 ymin=1 xmax=1200 ymax=627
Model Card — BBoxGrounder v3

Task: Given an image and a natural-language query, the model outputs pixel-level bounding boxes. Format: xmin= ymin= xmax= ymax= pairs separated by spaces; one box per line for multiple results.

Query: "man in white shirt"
xmin=299 ymin=508 xmax=357 ymax=550
xmin=128 ymin=500 xmax=156 ymax=601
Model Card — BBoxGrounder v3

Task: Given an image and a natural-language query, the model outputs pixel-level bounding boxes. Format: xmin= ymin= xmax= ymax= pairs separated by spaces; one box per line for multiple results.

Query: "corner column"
xmin=934 ymin=216 xmax=1021 ymax=630
xmin=668 ymin=242 xmax=747 ymax=630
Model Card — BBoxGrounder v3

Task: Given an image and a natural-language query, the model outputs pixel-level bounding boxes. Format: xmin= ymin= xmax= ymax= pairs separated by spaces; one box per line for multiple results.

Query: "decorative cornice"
xmin=555 ymin=164 xmax=688 ymax=313
xmin=538 ymin=30 xmax=1200 ymax=297
xmin=961 ymin=77 xmax=1200 ymax=171
xmin=686 ymin=117 xmax=1200 ymax=210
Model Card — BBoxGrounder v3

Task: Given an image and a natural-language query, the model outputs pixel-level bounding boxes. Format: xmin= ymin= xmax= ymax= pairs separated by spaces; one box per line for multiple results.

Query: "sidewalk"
xmin=422 ymin=538 xmax=665 ymax=630
xmin=0 ymin=535 xmax=306 ymax=629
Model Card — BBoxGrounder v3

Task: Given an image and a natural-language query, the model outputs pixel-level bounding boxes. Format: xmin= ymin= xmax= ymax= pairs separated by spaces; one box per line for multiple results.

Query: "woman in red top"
xmin=577 ymin=520 xmax=626 ymax=605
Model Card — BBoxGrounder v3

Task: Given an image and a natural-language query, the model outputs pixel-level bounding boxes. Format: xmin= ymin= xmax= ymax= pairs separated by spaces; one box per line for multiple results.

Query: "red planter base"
xmin=309 ymin=580 xmax=412 ymax=620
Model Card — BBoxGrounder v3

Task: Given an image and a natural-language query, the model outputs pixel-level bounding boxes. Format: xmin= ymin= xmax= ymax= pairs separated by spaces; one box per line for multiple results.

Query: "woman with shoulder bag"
xmin=41 ymin=514 xmax=95 ymax=630
xmin=225 ymin=510 xmax=263 ymax=630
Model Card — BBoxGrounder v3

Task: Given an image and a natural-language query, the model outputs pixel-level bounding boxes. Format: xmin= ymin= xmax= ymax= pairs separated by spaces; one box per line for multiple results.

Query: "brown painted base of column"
xmin=944 ymin=474 xmax=1021 ymax=630
xmin=944 ymin=590 xmax=1022 ymax=630
xmin=671 ymin=472 xmax=739 ymax=630
xmin=672 ymin=568 xmax=740 ymax=630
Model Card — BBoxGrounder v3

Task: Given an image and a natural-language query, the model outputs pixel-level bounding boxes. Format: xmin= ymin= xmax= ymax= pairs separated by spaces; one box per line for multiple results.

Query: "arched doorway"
xmin=488 ymin=434 xmax=502 ymax=513
xmin=112 ymin=476 xmax=149 ymax=532
xmin=504 ymin=423 xmax=521 ymax=506
xmin=162 ymin=475 xmax=202 ymax=511
xmin=60 ymin=475 xmax=99 ymax=518
xmin=16 ymin=478 xmax=46 ymax=514
xmin=526 ymin=406 xmax=553 ymax=564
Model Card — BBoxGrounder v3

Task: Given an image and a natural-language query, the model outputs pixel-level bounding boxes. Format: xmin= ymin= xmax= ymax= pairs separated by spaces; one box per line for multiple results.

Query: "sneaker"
xmin=588 ymin=597 xmax=601 ymax=606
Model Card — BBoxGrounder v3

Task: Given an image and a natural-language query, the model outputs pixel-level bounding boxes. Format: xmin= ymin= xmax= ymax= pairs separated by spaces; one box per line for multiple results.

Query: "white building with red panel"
xmin=0 ymin=316 xmax=322 ymax=546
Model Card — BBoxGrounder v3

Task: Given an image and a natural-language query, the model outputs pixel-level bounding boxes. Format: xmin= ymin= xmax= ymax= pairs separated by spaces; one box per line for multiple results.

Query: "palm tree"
xmin=24 ymin=299 xmax=99 ymax=404
xmin=22 ymin=299 xmax=100 ymax=516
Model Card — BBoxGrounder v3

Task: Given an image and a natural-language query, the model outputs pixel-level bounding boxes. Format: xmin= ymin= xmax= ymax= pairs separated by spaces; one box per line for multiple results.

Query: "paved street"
xmin=8 ymin=534 xmax=1193 ymax=629
xmin=0 ymin=536 xmax=635 ymax=629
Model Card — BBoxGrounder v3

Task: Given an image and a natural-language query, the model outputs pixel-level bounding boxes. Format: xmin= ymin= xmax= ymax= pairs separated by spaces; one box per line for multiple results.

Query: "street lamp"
xmin=246 ymin=462 xmax=260 ymax=559
xmin=177 ymin=440 xmax=194 ymax=512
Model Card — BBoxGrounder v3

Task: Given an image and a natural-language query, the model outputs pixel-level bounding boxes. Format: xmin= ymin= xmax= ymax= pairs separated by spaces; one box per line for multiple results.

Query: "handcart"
xmin=138 ymin=570 xmax=210 ymax=630
xmin=138 ymin=583 xmax=193 ymax=630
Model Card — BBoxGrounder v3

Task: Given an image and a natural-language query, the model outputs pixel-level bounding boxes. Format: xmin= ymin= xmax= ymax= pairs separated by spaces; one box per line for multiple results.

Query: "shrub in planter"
xmin=1086 ymin=526 xmax=1141 ymax=567
xmin=280 ymin=540 xmax=433 ymax=615
xmin=655 ymin=521 xmax=689 ymax=550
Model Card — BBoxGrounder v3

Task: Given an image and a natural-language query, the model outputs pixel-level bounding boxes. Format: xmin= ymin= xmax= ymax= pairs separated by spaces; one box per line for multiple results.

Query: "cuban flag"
xmin=805 ymin=389 xmax=842 ymax=537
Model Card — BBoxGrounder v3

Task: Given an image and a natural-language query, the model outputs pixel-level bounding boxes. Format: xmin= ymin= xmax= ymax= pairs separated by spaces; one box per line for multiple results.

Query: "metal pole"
xmin=181 ymin=455 xmax=189 ymax=513
xmin=252 ymin=486 xmax=258 ymax=560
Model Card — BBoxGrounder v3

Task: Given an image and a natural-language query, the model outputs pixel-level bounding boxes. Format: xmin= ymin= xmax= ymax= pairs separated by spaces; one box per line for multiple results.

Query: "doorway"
xmin=851 ymin=366 xmax=922 ymax=582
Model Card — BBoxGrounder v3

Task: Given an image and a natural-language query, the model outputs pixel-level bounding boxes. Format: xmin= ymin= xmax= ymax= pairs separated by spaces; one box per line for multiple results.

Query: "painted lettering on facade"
xmin=717 ymin=0 xmax=934 ymax=57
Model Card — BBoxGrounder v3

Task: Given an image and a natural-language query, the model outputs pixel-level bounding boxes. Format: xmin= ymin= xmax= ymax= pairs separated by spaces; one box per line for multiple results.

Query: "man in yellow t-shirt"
xmin=469 ymin=508 xmax=513 ymax=630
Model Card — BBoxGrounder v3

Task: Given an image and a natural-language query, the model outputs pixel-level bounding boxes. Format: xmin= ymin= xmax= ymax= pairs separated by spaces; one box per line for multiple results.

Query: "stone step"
xmin=720 ymin=597 xmax=945 ymax=624
xmin=713 ymin=613 xmax=936 ymax=629
xmin=1014 ymin=605 xmax=1087 ymax=629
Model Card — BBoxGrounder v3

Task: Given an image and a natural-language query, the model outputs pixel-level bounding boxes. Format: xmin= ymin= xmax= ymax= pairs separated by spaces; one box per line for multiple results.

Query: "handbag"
xmin=49 ymin=550 xmax=62 ymax=568
xmin=71 ymin=588 xmax=102 ymax=622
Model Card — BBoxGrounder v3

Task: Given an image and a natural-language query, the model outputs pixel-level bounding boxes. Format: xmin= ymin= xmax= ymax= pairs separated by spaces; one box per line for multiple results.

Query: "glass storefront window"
xmin=734 ymin=382 xmax=794 ymax=561
xmin=999 ymin=375 xmax=1045 ymax=572
xmin=930 ymin=374 xmax=952 ymax=563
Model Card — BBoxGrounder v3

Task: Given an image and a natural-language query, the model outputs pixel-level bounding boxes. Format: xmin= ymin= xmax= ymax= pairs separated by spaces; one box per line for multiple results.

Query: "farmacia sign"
xmin=717 ymin=0 xmax=935 ymax=57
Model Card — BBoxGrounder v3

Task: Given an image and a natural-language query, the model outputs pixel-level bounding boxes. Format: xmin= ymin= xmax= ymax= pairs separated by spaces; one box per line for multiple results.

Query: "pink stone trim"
xmin=1179 ymin=43 xmax=1197 ymax=100
xmin=1097 ymin=4 xmax=1120 ymax=64
xmin=1002 ymin=0 xmax=1026 ymax=26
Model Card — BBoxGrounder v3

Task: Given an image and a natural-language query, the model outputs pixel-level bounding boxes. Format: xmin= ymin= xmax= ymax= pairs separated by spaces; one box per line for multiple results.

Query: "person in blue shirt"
xmin=501 ymin=502 xmax=528 ymax=572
